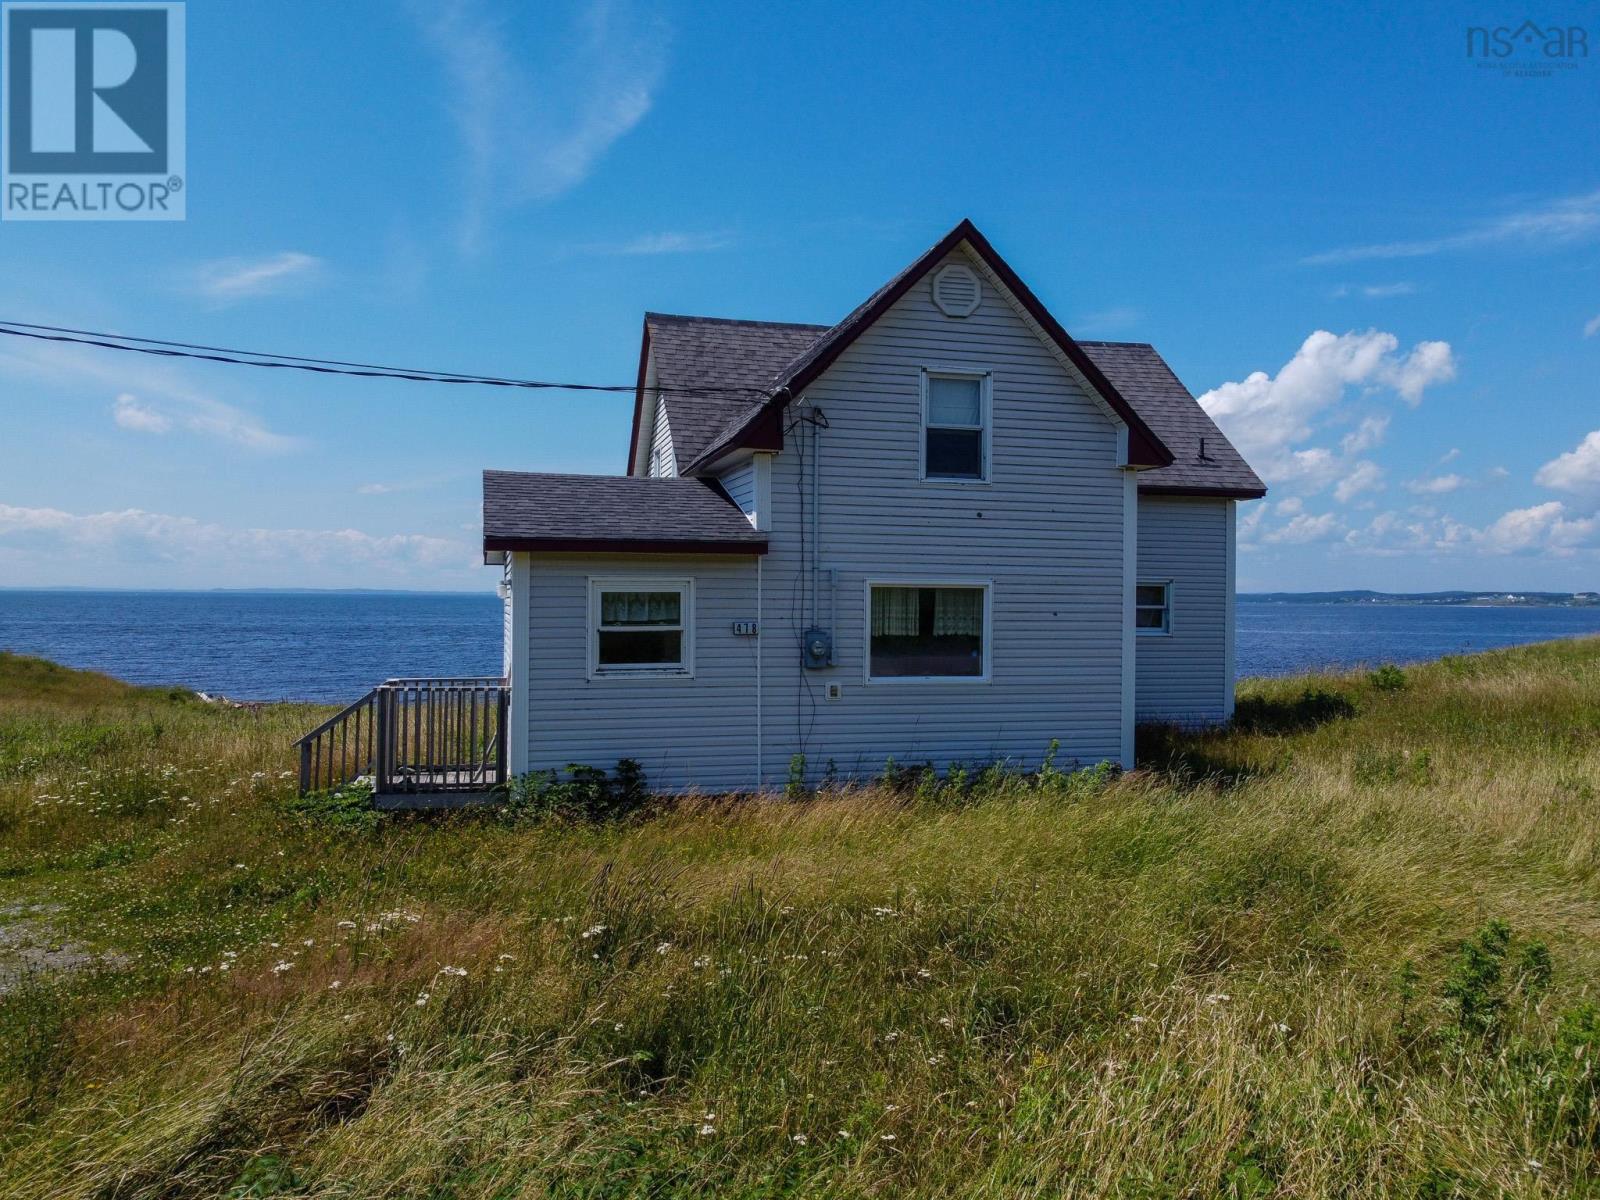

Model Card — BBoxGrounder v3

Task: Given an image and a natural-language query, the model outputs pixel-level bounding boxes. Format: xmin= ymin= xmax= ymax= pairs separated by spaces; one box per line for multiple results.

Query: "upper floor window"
xmin=922 ymin=369 xmax=989 ymax=481
xmin=1136 ymin=582 xmax=1171 ymax=635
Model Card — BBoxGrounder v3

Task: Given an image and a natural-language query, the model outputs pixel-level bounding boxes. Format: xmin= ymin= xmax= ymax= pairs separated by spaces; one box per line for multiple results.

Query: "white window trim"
xmin=586 ymin=577 xmax=695 ymax=680
xmin=1136 ymin=579 xmax=1173 ymax=637
xmin=863 ymin=578 xmax=993 ymax=684
xmin=919 ymin=366 xmax=992 ymax=484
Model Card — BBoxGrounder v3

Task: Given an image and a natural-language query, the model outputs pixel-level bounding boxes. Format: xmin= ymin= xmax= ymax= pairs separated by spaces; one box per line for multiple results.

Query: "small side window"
xmin=1136 ymin=582 xmax=1171 ymax=635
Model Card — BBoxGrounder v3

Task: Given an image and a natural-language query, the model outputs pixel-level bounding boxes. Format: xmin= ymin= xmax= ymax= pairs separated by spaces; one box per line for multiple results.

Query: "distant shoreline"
xmin=1241 ymin=590 xmax=1599 ymax=608
xmin=0 ymin=586 xmax=1593 ymax=607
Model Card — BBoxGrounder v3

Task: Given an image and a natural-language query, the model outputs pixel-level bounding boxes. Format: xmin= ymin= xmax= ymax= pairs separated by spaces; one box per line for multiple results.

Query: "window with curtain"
xmin=923 ymin=372 xmax=987 ymax=480
xmin=1136 ymin=582 xmax=1171 ymax=635
xmin=592 ymin=583 xmax=690 ymax=673
xmin=869 ymin=584 xmax=986 ymax=678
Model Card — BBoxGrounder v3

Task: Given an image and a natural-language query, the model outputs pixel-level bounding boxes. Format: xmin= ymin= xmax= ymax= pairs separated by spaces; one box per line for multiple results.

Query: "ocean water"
xmin=1 ymin=589 xmax=1599 ymax=703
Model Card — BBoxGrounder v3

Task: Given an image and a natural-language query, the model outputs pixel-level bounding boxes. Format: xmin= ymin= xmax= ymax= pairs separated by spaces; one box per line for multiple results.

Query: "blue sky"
xmin=2 ymin=0 xmax=1598 ymax=593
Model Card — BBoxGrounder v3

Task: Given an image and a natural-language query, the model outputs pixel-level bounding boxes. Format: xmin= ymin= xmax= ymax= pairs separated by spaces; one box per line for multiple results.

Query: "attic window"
xmin=931 ymin=264 xmax=981 ymax=317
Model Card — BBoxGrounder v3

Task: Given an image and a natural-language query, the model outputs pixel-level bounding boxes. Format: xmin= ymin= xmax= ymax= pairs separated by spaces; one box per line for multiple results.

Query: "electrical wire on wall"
xmin=784 ymin=403 xmax=829 ymax=770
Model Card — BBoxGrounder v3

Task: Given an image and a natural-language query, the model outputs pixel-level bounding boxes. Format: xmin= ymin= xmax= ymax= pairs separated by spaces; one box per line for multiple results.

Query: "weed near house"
xmin=1 ymin=639 xmax=1600 ymax=1196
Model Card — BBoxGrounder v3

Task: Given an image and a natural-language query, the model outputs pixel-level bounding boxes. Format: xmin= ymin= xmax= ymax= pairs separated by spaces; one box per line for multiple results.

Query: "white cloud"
xmin=0 ymin=503 xmax=469 ymax=576
xmin=1276 ymin=496 xmax=1304 ymax=516
xmin=412 ymin=0 xmax=670 ymax=252
xmin=1341 ymin=414 xmax=1390 ymax=455
xmin=1340 ymin=502 xmax=1600 ymax=559
xmin=1262 ymin=512 xmax=1343 ymax=545
xmin=1197 ymin=329 xmax=1455 ymax=487
xmin=1405 ymin=473 xmax=1467 ymax=495
xmin=1477 ymin=502 xmax=1599 ymax=555
xmin=1583 ymin=313 xmax=1600 ymax=338
xmin=573 ymin=230 xmax=736 ymax=257
xmin=1439 ymin=447 xmax=1461 ymax=464
xmin=1536 ymin=430 xmax=1600 ymax=493
xmin=358 ymin=483 xmax=396 ymax=495
xmin=191 ymin=252 xmax=323 ymax=302
xmin=1304 ymin=188 xmax=1600 ymax=265
xmin=1334 ymin=460 xmax=1384 ymax=503
xmin=112 ymin=394 xmax=171 ymax=433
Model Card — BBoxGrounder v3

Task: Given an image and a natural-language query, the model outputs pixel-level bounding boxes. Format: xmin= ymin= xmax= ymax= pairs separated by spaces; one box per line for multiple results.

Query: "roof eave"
xmin=1138 ymin=483 xmax=1268 ymax=500
xmin=482 ymin=535 xmax=768 ymax=556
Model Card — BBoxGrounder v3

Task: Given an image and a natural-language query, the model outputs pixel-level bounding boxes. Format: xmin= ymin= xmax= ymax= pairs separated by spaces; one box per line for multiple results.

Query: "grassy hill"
xmin=2 ymin=644 xmax=1599 ymax=1197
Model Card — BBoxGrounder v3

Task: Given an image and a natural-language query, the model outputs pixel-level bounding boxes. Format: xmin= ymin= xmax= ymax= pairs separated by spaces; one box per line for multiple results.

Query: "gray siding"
xmin=523 ymin=554 xmax=762 ymax=790
xmin=518 ymin=245 xmax=1139 ymax=791
xmin=1135 ymin=495 xmax=1230 ymax=725
xmin=717 ymin=458 xmax=757 ymax=520
xmin=755 ymin=245 xmax=1129 ymax=782
xmin=501 ymin=560 xmax=513 ymax=678
xmin=649 ymin=396 xmax=677 ymax=477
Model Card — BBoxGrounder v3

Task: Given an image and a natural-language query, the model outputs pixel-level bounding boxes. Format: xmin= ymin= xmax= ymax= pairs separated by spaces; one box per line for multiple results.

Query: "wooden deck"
xmin=293 ymin=677 xmax=508 ymax=807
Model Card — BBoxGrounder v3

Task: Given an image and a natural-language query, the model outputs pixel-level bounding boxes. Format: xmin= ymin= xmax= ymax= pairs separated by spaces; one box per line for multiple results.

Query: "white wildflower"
xmin=1205 ymin=993 xmax=1230 ymax=1004
xmin=655 ymin=942 xmax=673 ymax=955
xmin=271 ymin=960 xmax=293 ymax=974
xmin=693 ymin=955 xmax=711 ymax=969
xmin=880 ymin=1133 xmax=896 ymax=1142
xmin=791 ymin=1133 xmax=807 ymax=1145
xmin=328 ymin=980 xmax=342 ymax=989
xmin=438 ymin=965 xmax=467 ymax=978
xmin=698 ymin=1124 xmax=716 ymax=1136
xmin=414 ymin=991 xmax=430 ymax=1007
xmin=580 ymin=924 xmax=608 ymax=939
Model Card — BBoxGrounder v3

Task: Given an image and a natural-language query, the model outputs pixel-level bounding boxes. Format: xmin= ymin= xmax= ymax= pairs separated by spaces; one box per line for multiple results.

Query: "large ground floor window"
xmin=868 ymin=583 xmax=988 ymax=680
xmin=588 ymin=580 xmax=692 ymax=677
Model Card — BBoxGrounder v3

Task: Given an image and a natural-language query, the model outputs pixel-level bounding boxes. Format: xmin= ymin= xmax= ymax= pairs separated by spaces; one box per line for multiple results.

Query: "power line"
xmin=0 ymin=319 xmax=776 ymax=397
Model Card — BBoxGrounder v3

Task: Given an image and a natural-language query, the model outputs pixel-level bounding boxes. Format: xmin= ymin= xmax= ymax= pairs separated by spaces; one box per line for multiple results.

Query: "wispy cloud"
xmin=0 ymin=336 xmax=299 ymax=452
xmin=0 ymin=502 xmax=471 ymax=584
xmin=572 ymin=229 xmax=736 ymax=257
xmin=112 ymin=394 xmax=170 ymax=433
xmin=412 ymin=0 xmax=670 ymax=252
xmin=1404 ymin=473 xmax=1467 ymax=495
xmin=1585 ymin=313 xmax=1600 ymax=338
xmin=1071 ymin=306 xmax=1143 ymax=336
xmin=1304 ymin=188 xmax=1600 ymax=265
xmin=1332 ymin=282 xmax=1417 ymax=299
xmin=190 ymin=251 xmax=324 ymax=302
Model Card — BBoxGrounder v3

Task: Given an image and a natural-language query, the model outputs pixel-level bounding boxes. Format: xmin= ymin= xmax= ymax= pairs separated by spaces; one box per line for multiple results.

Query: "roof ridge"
xmin=1075 ymin=339 xmax=1156 ymax=348
xmin=645 ymin=311 xmax=831 ymax=332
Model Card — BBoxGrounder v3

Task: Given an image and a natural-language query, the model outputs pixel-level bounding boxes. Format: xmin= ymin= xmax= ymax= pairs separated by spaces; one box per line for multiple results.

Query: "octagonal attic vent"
xmin=931 ymin=263 xmax=981 ymax=317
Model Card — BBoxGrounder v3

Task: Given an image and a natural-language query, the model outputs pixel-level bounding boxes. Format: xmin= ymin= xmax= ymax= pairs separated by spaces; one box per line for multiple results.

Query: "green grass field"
xmin=2 ymin=643 xmax=1599 ymax=1198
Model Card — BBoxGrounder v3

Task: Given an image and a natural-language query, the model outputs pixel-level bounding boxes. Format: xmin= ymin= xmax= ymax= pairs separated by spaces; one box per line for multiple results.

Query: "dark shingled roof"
xmin=482 ymin=470 xmax=767 ymax=555
xmin=1078 ymin=342 xmax=1266 ymax=498
xmin=632 ymin=325 xmax=1265 ymax=499
xmin=644 ymin=313 xmax=824 ymax=470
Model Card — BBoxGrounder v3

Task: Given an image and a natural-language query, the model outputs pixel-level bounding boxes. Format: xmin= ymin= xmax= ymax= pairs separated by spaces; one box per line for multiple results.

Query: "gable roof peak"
xmin=682 ymin=219 xmax=1173 ymax=472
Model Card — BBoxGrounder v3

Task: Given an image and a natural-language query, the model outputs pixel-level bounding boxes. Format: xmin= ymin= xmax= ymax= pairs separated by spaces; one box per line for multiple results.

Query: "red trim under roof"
xmin=483 ymin=536 xmax=767 ymax=555
xmin=685 ymin=219 xmax=1174 ymax=473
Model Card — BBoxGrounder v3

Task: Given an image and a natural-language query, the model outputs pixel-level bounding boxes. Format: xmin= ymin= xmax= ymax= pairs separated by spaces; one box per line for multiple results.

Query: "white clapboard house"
xmin=296 ymin=220 xmax=1264 ymax=802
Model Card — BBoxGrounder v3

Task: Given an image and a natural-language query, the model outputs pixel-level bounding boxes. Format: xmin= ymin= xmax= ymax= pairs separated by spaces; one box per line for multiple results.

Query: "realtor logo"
xmin=2 ymin=2 xmax=185 ymax=220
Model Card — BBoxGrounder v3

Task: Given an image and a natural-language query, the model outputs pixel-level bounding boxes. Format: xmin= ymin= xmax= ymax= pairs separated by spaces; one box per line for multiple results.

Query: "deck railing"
xmin=294 ymin=677 xmax=508 ymax=798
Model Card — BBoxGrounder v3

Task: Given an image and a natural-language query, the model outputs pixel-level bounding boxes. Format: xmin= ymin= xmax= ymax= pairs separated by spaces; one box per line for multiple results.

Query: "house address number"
xmin=731 ymin=621 xmax=758 ymax=636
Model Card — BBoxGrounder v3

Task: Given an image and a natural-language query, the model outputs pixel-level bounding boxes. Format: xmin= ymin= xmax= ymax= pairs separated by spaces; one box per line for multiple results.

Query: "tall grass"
xmin=1 ymin=643 xmax=1599 ymax=1197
